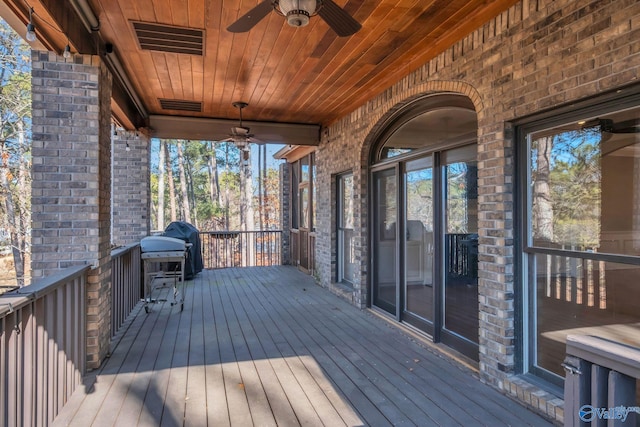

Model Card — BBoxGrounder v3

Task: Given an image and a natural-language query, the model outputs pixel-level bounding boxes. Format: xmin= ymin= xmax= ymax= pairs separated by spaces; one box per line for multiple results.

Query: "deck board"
xmin=53 ymin=266 xmax=553 ymax=427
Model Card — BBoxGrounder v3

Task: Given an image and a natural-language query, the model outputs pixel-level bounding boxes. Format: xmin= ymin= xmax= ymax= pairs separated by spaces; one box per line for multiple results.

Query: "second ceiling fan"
xmin=221 ymin=102 xmax=263 ymax=152
xmin=227 ymin=0 xmax=362 ymax=37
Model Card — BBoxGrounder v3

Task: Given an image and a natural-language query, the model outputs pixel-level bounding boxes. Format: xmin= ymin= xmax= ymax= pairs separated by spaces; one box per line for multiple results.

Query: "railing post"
xmin=564 ymin=335 xmax=640 ymax=427
xmin=563 ymin=355 xmax=591 ymax=427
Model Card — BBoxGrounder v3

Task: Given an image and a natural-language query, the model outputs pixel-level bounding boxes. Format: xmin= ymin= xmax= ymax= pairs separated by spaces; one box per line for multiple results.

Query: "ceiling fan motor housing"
xmin=278 ymin=0 xmax=318 ymax=27
xmin=286 ymin=10 xmax=310 ymax=27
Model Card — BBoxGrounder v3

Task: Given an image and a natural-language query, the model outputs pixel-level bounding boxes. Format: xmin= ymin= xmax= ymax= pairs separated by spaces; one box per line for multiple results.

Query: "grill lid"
xmin=141 ymin=236 xmax=186 ymax=252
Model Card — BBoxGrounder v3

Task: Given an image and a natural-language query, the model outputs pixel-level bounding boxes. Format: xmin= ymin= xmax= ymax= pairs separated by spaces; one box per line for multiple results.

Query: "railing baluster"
xmin=591 ymin=365 xmax=609 ymax=427
xmin=110 ymin=244 xmax=142 ymax=337
xmin=1 ymin=317 xmax=5 ymax=427
xmin=199 ymin=230 xmax=283 ymax=269
xmin=8 ymin=311 xmax=18 ymax=426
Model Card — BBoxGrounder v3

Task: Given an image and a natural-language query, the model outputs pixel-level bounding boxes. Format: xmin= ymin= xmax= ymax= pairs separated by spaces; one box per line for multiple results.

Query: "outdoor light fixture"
xmin=277 ymin=0 xmax=317 ymax=27
xmin=25 ymin=8 xmax=37 ymax=42
xmin=63 ymin=43 xmax=71 ymax=58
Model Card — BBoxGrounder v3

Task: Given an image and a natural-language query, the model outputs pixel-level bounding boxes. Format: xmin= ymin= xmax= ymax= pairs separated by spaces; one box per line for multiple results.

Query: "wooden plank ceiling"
xmin=5 ymin=0 xmax=518 ymax=134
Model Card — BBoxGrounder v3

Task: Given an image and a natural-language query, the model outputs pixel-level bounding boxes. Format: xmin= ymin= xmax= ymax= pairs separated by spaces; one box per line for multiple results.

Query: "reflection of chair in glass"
xmin=406 ymin=220 xmax=433 ymax=285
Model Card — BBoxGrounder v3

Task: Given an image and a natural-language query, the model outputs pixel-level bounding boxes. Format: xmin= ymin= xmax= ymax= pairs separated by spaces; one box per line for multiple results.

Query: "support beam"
xmin=149 ymin=115 xmax=321 ymax=145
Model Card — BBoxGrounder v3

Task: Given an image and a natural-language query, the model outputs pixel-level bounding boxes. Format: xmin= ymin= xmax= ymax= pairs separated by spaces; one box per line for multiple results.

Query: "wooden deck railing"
xmin=0 ymin=265 xmax=90 ymax=427
xmin=563 ymin=335 xmax=640 ymax=426
xmin=111 ymin=244 xmax=142 ymax=337
xmin=543 ymin=254 xmax=607 ymax=309
xmin=199 ymin=230 xmax=282 ymax=269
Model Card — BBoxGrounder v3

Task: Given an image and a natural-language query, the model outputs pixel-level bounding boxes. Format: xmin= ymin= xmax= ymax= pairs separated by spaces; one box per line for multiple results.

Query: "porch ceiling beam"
xmin=149 ymin=115 xmax=320 ymax=146
xmin=111 ymin=79 xmax=147 ymax=130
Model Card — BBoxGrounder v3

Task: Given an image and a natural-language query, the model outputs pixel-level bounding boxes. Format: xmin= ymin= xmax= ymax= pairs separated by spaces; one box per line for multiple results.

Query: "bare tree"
xmin=240 ymin=148 xmax=255 ymax=265
xmin=164 ymin=141 xmax=177 ymax=223
xmin=157 ymin=139 xmax=166 ymax=230
xmin=176 ymin=140 xmax=191 ymax=223
xmin=262 ymin=144 xmax=269 ymax=227
xmin=223 ymin=142 xmax=231 ymax=229
xmin=258 ymin=145 xmax=263 ymax=230
xmin=0 ymin=147 xmax=26 ymax=286
xmin=533 ymin=136 xmax=554 ymax=242
xmin=0 ymin=21 xmax=31 ymax=286
xmin=208 ymin=140 xmax=220 ymax=206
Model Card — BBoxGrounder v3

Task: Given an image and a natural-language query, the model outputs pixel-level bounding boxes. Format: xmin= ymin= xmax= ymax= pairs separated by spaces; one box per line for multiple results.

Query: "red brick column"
xmin=31 ymin=52 xmax=113 ymax=369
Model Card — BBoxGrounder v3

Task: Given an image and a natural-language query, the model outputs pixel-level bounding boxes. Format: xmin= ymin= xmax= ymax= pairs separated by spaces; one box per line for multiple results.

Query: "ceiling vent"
xmin=159 ymin=99 xmax=203 ymax=112
xmin=132 ymin=22 xmax=204 ymax=56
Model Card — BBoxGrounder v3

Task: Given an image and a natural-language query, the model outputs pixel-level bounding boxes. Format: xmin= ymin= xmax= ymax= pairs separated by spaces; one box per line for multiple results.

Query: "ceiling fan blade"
xmin=317 ymin=0 xmax=361 ymax=37
xmin=248 ymin=137 xmax=265 ymax=144
xmin=227 ymin=0 xmax=274 ymax=33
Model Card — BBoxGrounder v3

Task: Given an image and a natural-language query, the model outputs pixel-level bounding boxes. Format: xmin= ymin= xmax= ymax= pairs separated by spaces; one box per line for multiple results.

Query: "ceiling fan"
xmin=227 ymin=0 xmax=361 ymax=37
xmin=220 ymin=102 xmax=262 ymax=151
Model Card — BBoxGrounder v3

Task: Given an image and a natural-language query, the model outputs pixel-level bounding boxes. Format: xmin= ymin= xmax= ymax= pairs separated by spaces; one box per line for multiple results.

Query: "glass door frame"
xmin=369 ymin=144 xmax=479 ymax=360
xmin=401 ymin=155 xmax=440 ymax=337
xmin=438 ymin=146 xmax=480 ymax=360
xmin=371 ymin=165 xmax=401 ymax=318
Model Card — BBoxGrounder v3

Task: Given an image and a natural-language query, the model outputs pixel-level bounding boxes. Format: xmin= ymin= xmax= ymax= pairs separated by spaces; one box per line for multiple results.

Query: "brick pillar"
xmin=280 ymin=162 xmax=291 ymax=265
xmin=31 ymin=52 xmax=113 ymax=369
xmin=477 ymin=121 xmax=516 ymax=387
xmin=112 ymin=129 xmax=150 ymax=246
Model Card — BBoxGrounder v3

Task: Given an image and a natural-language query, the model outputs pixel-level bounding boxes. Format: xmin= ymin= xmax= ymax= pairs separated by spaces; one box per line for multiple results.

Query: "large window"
xmin=290 ymin=152 xmax=316 ymax=273
xmin=290 ymin=153 xmax=315 ymax=231
xmin=520 ymin=94 xmax=640 ymax=386
xmin=338 ymin=173 xmax=355 ymax=284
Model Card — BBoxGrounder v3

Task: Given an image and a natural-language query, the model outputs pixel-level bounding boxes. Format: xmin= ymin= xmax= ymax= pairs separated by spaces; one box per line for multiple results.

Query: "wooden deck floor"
xmin=53 ymin=266 xmax=552 ymax=427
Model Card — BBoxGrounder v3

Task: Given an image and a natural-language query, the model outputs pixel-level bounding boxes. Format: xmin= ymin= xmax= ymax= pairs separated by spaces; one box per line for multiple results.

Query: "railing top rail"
xmin=111 ymin=243 xmax=141 ymax=259
xmin=0 ymin=264 xmax=91 ymax=317
xmin=201 ymin=230 xmax=283 ymax=234
xmin=566 ymin=334 xmax=640 ymax=379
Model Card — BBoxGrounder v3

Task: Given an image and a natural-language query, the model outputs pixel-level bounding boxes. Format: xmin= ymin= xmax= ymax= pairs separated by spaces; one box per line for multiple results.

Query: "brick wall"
xmin=31 ymin=52 xmax=113 ymax=369
xmin=313 ymin=0 xmax=639 ymax=420
xmin=112 ymin=130 xmax=151 ymax=246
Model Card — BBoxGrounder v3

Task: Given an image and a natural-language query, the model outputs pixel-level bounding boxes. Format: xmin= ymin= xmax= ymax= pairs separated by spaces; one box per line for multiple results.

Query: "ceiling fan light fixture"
xmin=277 ymin=0 xmax=318 ymax=27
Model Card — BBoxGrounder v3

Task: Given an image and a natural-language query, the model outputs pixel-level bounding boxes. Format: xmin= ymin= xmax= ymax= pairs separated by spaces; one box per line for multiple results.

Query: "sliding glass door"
xmin=369 ymin=94 xmax=479 ymax=360
xmin=403 ymin=157 xmax=435 ymax=330
xmin=371 ymin=147 xmax=479 ymax=359
xmin=441 ymin=146 xmax=479 ymax=354
xmin=372 ymin=168 xmax=398 ymax=315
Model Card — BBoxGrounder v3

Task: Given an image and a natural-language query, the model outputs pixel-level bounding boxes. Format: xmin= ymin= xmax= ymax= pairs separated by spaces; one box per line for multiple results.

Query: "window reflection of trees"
xmin=406 ymin=169 xmax=433 ymax=232
xmin=447 ymin=163 xmax=470 ymax=233
xmin=343 ymin=175 xmax=354 ymax=230
xmin=531 ymin=127 xmax=602 ymax=250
